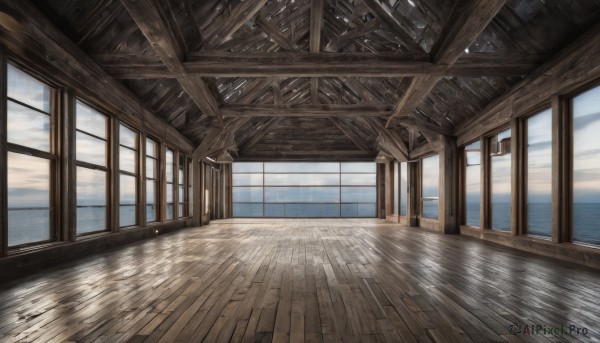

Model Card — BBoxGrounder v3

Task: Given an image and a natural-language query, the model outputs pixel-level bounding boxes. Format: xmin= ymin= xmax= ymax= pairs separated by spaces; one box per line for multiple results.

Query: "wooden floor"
xmin=0 ymin=219 xmax=599 ymax=343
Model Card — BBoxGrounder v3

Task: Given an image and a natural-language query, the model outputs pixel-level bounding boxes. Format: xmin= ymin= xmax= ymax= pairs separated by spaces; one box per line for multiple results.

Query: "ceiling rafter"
xmin=238 ymin=117 xmax=284 ymax=154
xmin=202 ymin=0 xmax=269 ymax=48
xmin=367 ymin=118 xmax=408 ymax=160
xmin=121 ymin=0 xmax=223 ymax=125
xmin=310 ymin=0 xmax=324 ymax=105
xmin=194 ymin=117 xmax=252 ymax=157
xmin=386 ymin=0 xmax=506 ymax=128
xmin=93 ymin=52 xmax=539 ymax=79
xmin=329 ymin=118 xmax=373 ymax=152
xmin=221 ymin=104 xmax=392 ymax=117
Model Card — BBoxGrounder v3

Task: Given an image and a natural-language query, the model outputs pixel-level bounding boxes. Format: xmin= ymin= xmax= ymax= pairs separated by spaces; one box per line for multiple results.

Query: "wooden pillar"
xmin=439 ymin=135 xmax=458 ymax=234
xmin=510 ymin=118 xmax=523 ymax=236
xmin=376 ymin=163 xmax=386 ymax=219
xmin=0 ymin=46 xmax=7 ymax=256
xmin=174 ymin=151 xmax=180 ymax=220
xmin=160 ymin=142 xmax=167 ymax=223
xmin=480 ymin=137 xmax=490 ymax=229
xmin=220 ymin=163 xmax=233 ymax=219
xmin=60 ymin=88 xmax=76 ymax=241
xmin=192 ymin=153 xmax=201 ymax=226
xmin=110 ymin=117 xmax=120 ymax=232
xmin=552 ymin=95 xmax=571 ymax=243
xmin=384 ymin=161 xmax=393 ymax=217
xmin=407 ymin=161 xmax=418 ymax=227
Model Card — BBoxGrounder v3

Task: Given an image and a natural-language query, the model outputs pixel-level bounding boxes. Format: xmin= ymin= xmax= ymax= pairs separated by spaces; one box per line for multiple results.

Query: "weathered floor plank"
xmin=0 ymin=219 xmax=599 ymax=343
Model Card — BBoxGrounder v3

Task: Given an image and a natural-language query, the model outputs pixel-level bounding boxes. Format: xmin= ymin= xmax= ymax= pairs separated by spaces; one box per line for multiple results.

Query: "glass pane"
xmin=341 ymin=187 xmax=376 ymax=203
xmin=465 ymin=161 xmax=480 ymax=227
xmin=7 ymin=64 xmax=51 ymax=113
xmin=422 ymin=155 xmax=439 ymax=198
xmin=341 ymin=203 xmax=375 ymax=217
xmin=341 ymin=162 xmax=376 ymax=173
xmin=265 ymin=203 xmax=284 ymax=217
xmin=573 ymin=86 xmax=600 ymax=245
xmin=7 ymin=101 xmax=50 ymax=152
xmin=146 ymin=158 xmax=157 ymax=179
xmin=527 ymin=109 xmax=552 ymax=237
xmin=233 ymin=173 xmax=263 ymax=186
xmin=77 ymin=167 xmax=107 ymax=234
xmin=264 ymin=187 xmax=339 ymax=203
xmin=491 ymin=132 xmax=512 ymax=231
xmin=265 ymin=162 xmax=339 ymax=173
xmin=340 ymin=174 xmax=376 ymax=186
xmin=146 ymin=204 xmax=157 ymax=222
xmin=233 ymin=203 xmax=263 ymax=217
xmin=76 ymin=131 xmax=106 ymax=166
xmin=146 ymin=180 xmax=158 ymax=223
xmin=179 ymin=185 xmax=184 ymax=203
xmin=167 ymin=204 xmax=174 ymax=220
xmin=393 ymin=163 xmax=399 ymax=215
xmin=265 ymin=174 xmax=340 ymax=186
xmin=166 ymin=150 xmax=174 ymax=181
xmin=233 ymin=187 xmax=263 ymax=202
xmin=233 ymin=162 xmax=263 ymax=173
xmin=422 ymin=200 xmax=439 ymax=219
xmin=178 ymin=203 xmax=184 ymax=217
xmin=400 ymin=163 xmax=407 ymax=216
xmin=284 ymin=204 xmax=340 ymax=217
xmin=7 ymin=153 xmax=51 ymax=246
xmin=120 ymin=146 xmax=136 ymax=174
xmin=166 ymin=182 xmax=174 ymax=202
xmin=120 ymin=125 xmax=137 ymax=149
xmin=120 ymin=174 xmax=136 ymax=227
xmin=76 ymin=101 xmax=106 ymax=138
xmin=146 ymin=139 xmax=157 ymax=158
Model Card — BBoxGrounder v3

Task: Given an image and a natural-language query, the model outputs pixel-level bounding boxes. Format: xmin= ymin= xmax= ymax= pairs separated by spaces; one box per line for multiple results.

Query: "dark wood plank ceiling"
xmin=31 ymin=0 xmax=600 ymax=160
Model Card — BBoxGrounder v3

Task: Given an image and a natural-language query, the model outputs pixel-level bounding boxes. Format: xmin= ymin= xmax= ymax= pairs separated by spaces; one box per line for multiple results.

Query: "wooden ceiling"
xmin=31 ymin=0 xmax=600 ymax=160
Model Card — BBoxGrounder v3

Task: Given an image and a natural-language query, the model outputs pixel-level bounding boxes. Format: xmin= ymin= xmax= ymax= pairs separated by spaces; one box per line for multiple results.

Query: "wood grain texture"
xmin=1 ymin=218 xmax=599 ymax=342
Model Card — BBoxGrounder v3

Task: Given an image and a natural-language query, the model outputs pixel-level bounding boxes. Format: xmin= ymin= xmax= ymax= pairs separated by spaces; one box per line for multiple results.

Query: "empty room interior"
xmin=1 ymin=0 xmax=600 ymax=342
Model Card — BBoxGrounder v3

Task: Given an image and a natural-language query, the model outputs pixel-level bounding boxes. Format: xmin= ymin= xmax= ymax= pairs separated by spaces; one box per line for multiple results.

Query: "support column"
xmin=552 ymin=96 xmax=571 ymax=243
xmin=384 ymin=161 xmax=393 ymax=218
xmin=60 ymin=88 xmax=76 ymax=241
xmin=439 ymin=135 xmax=458 ymax=234
xmin=138 ymin=133 xmax=146 ymax=227
xmin=110 ymin=117 xmax=120 ymax=232
xmin=480 ymin=137 xmax=490 ymax=229
xmin=511 ymin=118 xmax=523 ymax=236
xmin=376 ymin=163 xmax=386 ymax=219
xmin=407 ymin=162 xmax=418 ymax=227
xmin=192 ymin=153 xmax=202 ymax=226
xmin=0 ymin=46 xmax=7 ymax=255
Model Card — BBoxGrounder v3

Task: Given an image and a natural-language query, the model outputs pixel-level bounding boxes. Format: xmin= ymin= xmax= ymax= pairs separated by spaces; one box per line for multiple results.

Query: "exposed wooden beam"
xmin=255 ymin=17 xmax=301 ymax=52
xmin=456 ymin=19 xmax=600 ymax=145
xmin=310 ymin=0 xmax=324 ymax=105
xmin=386 ymin=0 xmax=506 ymax=127
xmin=367 ymin=118 xmax=408 ymax=160
xmin=203 ymin=0 xmax=269 ymax=48
xmin=120 ymin=0 xmax=223 ymax=124
xmin=238 ymin=117 xmax=283 ymax=153
xmin=395 ymin=117 xmax=453 ymax=136
xmin=0 ymin=0 xmax=193 ymax=152
xmin=329 ymin=118 xmax=373 ymax=152
xmin=361 ymin=0 xmax=424 ymax=53
xmin=272 ymin=77 xmax=282 ymax=105
xmin=194 ymin=118 xmax=252 ymax=157
xmin=221 ymin=104 xmax=392 ymax=117
xmin=325 ymin=18 xmax=380 ymax=52
xmin=92 ymin=52 xmax=538 ymax=78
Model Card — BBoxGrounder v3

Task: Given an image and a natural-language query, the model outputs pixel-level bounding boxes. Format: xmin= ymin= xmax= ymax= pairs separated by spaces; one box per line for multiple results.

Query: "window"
xmin=393 ymin=163 xmax=399 ymax=215
xmin=421 ymin=155 xmax=439 ymax=220
xmin=166 ymin=149 xmax=175 ymax=220
xmin=464 ymin=141 xmax=481 ymax=227
xmin=188 ymin=157 xmax=193 ymax=217
xmin=119 ymin=124 xmax=138 ymax=227
xmin=75 ymin=100 xmax=108 ymax=235
xmin=490 ymin=129 xmax=511 ymax=231
xmin=145 ymin=138 xmax=159 ymax=222
xmin=573 ymin=85 xmax=600 ymax=245
xmin=526 ymin=109 xmax=552 ymax=237
xmin=6 ymin=64 xmax=54 ymax=247
xmin=178 ymin=154 xmax=186 ymax=218
xmin=232 ymin=162 xmax=376 ymax=217
xmin=400 ymin=162 xmax=407 ymax=216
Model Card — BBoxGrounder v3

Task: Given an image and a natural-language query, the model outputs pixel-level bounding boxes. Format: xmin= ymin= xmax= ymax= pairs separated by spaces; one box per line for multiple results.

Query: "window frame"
xmin=118 ymin=122 xmax=139 ymax=228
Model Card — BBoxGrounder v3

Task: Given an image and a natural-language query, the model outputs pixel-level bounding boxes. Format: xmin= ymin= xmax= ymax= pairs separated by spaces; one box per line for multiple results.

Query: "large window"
xmin=75 ymin=101 xmax=108 ymax=235
xmin=421 ymin=155 xmax=439 ymax=220
xmin=573 ymin=85 xmax=600 ymax=245
xmin=145 ymin=138 xmax=159 ymax=222
xmin=490 ymin=129 xmax=511 ymax=231
xmin=6 ymin=64 xmax=54 ymax=246
xmin=178 ymin=154 xmax=186 ymax=218
xmin=188 ymin=157 xmax=193 ymax=217
xmin=166 ymin=149 xmax=175 ymax=220
xmin=232 ymin=162 xmax=376 ymax=217
xmin=400 ymin=162 xmax=407 ymax=216
xmin=465 ymin=141 xmax=481 ymax=227
xmin=393 ymin=162 xmax=399 ymax=215
xmin=526 ymin=109 xmax=552 ymax=237
xmin=119 ymin=124 xmax=138 ymax=227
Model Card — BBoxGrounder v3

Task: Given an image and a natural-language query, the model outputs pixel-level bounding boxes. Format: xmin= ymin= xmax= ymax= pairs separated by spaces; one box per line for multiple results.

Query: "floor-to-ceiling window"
xmin=119 ymin=124 xmax=138 ymax=227
xmin=6 ymin=64 xmax=54 ymax=246
xmin=166 ymin=149 xmax=175 ymax=220
xmin=75 ymin=100 xmax=108 ymax=235
xmin=421 ymin=155 xmax=439 ymax=220
xmin=490 ymin=128 xmax=511 ymax=231
xmin=178 ymin=154 xmax=186 ymax=218
xmin=573 ymin=85 xmax=600 ymax=245
xmin=526 ymin=109 xmax=552 ymax=237
xmin=464 ymin=141 xmax=481 ymax=227
xmin=145 ymin=138 xmax=159 ymax=223
xmin=232 ymin=162 xmax=376 ymax=218
xmin=393 ymin=162 xmax=399 ymax=216
xmin=187 ymin=157 xmax=193 ymax=217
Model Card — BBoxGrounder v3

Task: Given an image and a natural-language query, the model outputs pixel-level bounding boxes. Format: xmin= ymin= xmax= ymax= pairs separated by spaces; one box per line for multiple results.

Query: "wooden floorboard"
xmin=0 ymin=219 xmax=599 ymax=342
